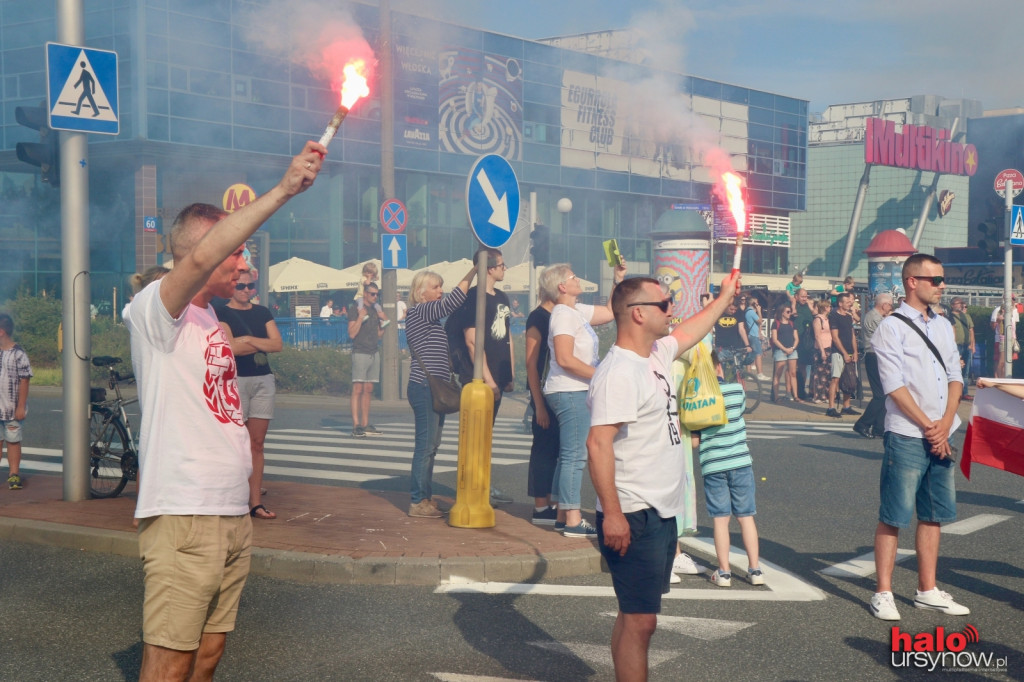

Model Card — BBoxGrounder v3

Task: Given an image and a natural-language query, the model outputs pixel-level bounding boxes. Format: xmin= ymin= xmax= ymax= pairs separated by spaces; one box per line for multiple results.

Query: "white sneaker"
xmin=756 ymin=374 xmax=772 ymax=381
xmin=914 ymin=588 xmax=970 ymax=615
xmin=672 ymin=552 xmax=703 ymax=575
xmin=747 ymin=567 xmax=766 ymax=586
xmin=870 ymin=591 xmax=901 ymax=621
xmin=710 ymin=569 xmax=732 ymax=587
xmin=669 ymin=572 xmax=681 ymax=584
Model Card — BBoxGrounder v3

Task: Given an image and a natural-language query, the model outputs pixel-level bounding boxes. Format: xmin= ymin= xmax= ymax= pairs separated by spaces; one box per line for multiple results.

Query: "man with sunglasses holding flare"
xmin=868 ymin=254 xmax=967 ymax=621
xmin=586 ymin=271 xmax=739 ymax=681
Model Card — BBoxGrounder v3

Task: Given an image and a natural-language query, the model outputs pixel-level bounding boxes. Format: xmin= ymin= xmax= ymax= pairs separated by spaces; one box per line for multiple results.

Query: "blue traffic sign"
xmin=379 ymin=198 xmax=407 ymax=234
xmin=465 ymin=154 xmax=519 ymax=248
xmin=46 ymin=42 xmax=119 ymax=135
xmin=382 ymin=234 xmax=408 ymax=269
xmin=1011 ymin=206 xmax=1024 ymax=246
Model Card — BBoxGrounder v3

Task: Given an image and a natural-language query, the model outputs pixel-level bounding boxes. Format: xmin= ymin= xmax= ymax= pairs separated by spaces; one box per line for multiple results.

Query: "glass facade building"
xmin=0 ymin=0 xmax=807 ymax=305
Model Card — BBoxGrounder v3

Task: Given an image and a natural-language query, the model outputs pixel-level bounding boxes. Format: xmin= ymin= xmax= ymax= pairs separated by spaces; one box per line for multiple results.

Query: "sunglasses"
xmin=235 ymin=283 xmax=256 ymax=291
xmin=627 ymin=300 xmax=671 ymax=313
xmin=910 ymin=275 xmax=945 ymax=286
xmin=365 ymin=290 xmax=379 ymax=297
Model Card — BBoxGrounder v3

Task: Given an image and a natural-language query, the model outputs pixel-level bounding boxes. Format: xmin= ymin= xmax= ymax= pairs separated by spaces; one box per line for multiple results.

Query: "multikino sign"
xmin=865 ymin=118 xmax=978 ymax=176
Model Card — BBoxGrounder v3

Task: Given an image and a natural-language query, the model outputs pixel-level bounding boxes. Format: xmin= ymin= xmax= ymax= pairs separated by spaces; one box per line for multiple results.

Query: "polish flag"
xmin=961 ymin=380 xmax=1024 ymax=480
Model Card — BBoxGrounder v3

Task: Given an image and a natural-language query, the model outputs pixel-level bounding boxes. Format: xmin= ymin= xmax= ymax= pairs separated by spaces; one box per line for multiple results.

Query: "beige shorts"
xmin=138 ymin=514 xmax=253 ymax=650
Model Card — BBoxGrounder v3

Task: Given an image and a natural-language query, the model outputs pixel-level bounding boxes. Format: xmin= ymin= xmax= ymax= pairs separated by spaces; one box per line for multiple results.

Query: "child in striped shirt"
xmin=692 ymin=350 xmax=764 ymax=588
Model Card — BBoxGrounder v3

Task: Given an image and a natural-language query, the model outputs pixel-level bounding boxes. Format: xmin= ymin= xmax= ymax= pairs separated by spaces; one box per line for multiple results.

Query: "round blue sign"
xmin=465 ymin=154 xmax=520 ymax=248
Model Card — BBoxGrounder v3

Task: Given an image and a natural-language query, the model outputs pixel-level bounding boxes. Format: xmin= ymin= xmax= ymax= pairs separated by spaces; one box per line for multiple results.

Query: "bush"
xmin=8 ymin=290 xmax=62 ymax=367
xmin=271 ymin=346 xmax=353 ymax=394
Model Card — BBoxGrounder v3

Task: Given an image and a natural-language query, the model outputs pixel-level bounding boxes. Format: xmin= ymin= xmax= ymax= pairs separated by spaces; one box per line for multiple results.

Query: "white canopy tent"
xmin=267 ymin=257 xmax=352 ymax=293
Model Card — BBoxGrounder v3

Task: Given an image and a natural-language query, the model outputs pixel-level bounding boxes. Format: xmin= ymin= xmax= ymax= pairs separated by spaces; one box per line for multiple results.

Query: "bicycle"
xmin=721 ymin=349 xmax=763 ymax=415
xmin=88 ymin=355 xmax=139 ymax=499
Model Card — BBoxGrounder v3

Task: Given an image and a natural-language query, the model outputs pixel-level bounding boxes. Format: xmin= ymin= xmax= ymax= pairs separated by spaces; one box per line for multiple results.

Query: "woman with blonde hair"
xmin=404 ymin=265 xmax=477 ymax=518
xmin=541 ymin=261 xmax=625 ymax=537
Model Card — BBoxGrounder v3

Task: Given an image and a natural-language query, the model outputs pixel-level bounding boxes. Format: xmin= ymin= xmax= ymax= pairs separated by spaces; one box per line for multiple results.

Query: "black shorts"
xmin=597 ymin=508 xmax=677 ymax=614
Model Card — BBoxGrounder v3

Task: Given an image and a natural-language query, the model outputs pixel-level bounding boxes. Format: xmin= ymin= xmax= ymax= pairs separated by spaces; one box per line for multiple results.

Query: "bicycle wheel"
xmin=740 ymin=369 xmax=762 ymax=415
xmin=89 ymin=407 xmax=130 ymax=499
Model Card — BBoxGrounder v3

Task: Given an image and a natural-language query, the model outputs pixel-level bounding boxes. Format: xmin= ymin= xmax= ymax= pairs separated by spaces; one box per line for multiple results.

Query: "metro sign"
xmin=865 ymin=118 xmax=978 ymax=176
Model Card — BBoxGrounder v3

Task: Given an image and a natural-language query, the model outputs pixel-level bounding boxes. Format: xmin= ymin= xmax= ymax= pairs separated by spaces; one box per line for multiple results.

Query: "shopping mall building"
xmin=0 ymin=2 xmax=807 ymax=309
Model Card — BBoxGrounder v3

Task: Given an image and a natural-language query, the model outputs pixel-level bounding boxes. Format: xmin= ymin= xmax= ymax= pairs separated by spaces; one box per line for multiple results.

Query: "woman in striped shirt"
xmin=405 ymin=265 xmax=477 ymax=518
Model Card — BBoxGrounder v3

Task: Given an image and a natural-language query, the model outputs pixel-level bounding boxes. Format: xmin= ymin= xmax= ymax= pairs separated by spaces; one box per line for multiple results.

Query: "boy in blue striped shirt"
xmin=692 ymin=350 xmax=764 ymax=587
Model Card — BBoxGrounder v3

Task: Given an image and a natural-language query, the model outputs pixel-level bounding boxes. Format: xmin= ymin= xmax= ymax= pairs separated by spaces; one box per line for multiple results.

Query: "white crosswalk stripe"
xmin=17 ymin=420 xmax=856 ymax=482
xmin=17 ymin=418 xmax=535 ymax=485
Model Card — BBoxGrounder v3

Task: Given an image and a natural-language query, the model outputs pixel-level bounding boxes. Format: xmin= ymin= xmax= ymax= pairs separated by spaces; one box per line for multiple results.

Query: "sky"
xmin=404 ymin=0 xmax=1021 ymax=115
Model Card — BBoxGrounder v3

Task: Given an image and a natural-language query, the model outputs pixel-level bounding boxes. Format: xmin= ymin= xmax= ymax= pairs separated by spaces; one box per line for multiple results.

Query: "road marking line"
xmin=439 ymin=539 xmax=825 ymax=603
xmin=941 ymin=514 xmax=1011 ymax=535
xmin=607 ymin=613 xmax=755 ymax=641
xmin=262 ymin=464 xmax=392 ymax=483
xmin=678 ymin=537 xmax=826 ymax=601
xmin=821 ymin=549 xmax=914 ymax=578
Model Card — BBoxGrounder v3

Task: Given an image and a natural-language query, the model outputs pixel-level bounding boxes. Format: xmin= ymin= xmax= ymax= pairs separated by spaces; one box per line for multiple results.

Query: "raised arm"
xmin=160 ymin=141 xmax=325 ymax=317
xmin=669 ymin=271 xmax=740 ymax=357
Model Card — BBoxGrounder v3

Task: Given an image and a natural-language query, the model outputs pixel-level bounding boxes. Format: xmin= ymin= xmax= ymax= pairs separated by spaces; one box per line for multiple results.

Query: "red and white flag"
xmin=961 ymin=380 xmax=1024 ymax=480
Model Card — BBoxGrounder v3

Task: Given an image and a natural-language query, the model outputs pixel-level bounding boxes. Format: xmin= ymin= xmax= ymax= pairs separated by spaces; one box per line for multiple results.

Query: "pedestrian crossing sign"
xmin=46 ymin=42 xmax=119 ymax=135
xmin=1011 ymin=206 xmax=1024 ymax=246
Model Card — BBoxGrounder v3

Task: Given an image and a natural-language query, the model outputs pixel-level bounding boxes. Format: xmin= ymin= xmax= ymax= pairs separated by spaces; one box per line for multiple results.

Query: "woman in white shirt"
xmin=540 ymin=263 xmax=624 ymax=537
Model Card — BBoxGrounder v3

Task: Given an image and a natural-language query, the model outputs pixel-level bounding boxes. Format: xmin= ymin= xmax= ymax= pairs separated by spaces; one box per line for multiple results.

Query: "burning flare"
xmin=720 ymin=171 xmax=747 ymax=273
xmin=318 ymin=59 xmax=370 ymax=150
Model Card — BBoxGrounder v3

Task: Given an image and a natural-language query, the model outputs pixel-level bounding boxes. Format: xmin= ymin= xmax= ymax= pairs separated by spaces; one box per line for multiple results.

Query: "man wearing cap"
xmin=949 ymin=298 xmax=974 ymax=400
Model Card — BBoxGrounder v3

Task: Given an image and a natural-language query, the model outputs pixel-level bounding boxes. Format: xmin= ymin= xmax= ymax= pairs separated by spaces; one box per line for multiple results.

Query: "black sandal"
xmin=249 ymin=504 xmax=276 ymax=519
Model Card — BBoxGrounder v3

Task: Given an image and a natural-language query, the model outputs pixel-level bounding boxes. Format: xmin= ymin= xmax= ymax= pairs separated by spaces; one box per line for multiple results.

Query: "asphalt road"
xmin=7 ymin=390 xmax=1024 ymax=680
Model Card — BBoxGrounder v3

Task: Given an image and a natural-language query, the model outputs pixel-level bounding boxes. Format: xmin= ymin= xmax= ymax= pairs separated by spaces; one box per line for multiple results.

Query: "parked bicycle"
xmin=88 ymin=356 xmax=139 ymax=499
xmin=722 ymin=350 xmax=763 ymax=415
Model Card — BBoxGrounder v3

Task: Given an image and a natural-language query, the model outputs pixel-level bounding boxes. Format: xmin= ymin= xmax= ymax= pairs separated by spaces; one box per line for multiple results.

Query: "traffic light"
xmin=15 ymin=103 xmax=60 ymax=187
xmin=531 ymin=224 xmax=550 ymax=266
xmin=977 ymin=222 xmax=1001 ymax=261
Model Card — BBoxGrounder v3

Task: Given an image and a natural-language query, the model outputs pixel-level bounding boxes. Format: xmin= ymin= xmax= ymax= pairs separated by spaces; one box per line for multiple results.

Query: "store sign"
xmin=865 ymin=118 xmax=978 ymax=176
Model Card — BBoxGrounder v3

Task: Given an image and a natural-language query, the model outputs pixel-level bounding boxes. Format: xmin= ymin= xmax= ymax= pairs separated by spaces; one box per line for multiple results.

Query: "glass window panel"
xmin=748 ymin=122 xmax=773 ymax=142
xmin=524 ymin=61 xmax=561 ymax=85
xmin=774 ymin=95 xmax=802 ymax=114
xmin=721 ymin=84 xmax=748 ymax=105
xmin=251 ymin=79 xmax=288 ymax=106
xmin=189 ymin=69 xmax=230 ymax=97
xmin=169 ymin=92 xmax=232 ymax=120
xmin=524 ymin=41 xmax=561 ymax=65
xmin=691 ymin=78 xmax=721 ymax=99
xmin=233 ymin=127 xmax=290 ymax=155
xmin=147 ymin=88 xmax=168 ymax=114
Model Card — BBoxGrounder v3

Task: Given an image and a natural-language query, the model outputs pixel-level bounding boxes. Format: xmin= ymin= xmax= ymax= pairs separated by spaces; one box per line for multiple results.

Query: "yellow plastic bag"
xmin=680 ymin=344 xmax=726 ymax=430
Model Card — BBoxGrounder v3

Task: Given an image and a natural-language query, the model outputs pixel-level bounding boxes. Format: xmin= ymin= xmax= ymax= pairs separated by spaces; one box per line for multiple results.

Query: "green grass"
xmin=31 ymin=367 xmax=62 ymax=386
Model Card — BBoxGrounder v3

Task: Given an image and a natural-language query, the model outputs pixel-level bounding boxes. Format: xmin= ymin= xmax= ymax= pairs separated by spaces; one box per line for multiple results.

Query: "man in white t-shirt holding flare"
xmin=587 ymin=272 xmax=739 ymax=681
xmin=124 ymin=141 xmax=324 ymax=681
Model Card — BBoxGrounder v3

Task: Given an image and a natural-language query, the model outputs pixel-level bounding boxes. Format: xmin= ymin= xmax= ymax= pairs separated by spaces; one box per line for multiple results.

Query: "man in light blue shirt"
xmin=868 ymin=254 xmax=967 ymax=621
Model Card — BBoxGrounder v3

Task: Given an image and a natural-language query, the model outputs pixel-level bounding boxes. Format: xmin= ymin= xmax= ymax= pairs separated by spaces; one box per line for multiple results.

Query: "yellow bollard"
xmin=448 ymin=379 xmax=495 ymax=528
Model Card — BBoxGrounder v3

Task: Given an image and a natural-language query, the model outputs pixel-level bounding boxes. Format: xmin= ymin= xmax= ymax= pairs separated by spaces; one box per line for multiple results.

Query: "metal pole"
xmin=473 ymin=249 xmax=488 ymax=381
xmin=528 ymin=191 xmax=537 ymax=312
xmin=839 ymin=164 xmax=872 ymax=280
xmin=1004 ymin=183 xmax=1014 ymax=378
xmin=59 ymin=0 xmax=91 ymax=502
xmin=379 ymin=0 xmax=399 ymax=401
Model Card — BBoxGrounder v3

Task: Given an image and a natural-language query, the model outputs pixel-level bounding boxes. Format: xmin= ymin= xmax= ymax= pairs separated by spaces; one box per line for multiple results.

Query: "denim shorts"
xmin=878 ymin=432 xmax=956 ymax=528
xmin=749 ymin=337 xmax=763 ymax=355
xmin=703 ymin=465 xmax=756 ymax=518
xmin=1 ymin=419 xmax=23 ymax=443
xmin=773 ymin=349 xmax=798 ymax=362
xmin=597 ymin=509 xmax=677 ymax=614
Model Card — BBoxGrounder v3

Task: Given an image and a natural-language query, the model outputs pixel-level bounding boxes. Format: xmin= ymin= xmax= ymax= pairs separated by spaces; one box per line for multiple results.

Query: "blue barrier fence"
xmin=275 ymin=317 xmax=527 ymax=351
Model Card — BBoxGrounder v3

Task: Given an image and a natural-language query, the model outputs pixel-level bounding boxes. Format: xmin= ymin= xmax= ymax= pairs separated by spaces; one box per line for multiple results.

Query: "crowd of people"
xmin=3 ymin=164 xmax=1015 ymax=679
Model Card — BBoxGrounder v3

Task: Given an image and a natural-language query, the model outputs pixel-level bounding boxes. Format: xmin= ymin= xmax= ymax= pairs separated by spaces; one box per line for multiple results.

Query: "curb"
xmin=0 ymin=516 xmax=604 ymax=586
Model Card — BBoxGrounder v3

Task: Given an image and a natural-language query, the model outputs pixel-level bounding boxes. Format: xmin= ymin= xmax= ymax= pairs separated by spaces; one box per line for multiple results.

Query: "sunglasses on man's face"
xmin=366 ymin=290 xmax=378 ymax=297
xmin=911 ymin=275 xmax=945 ymax=286
xmin=627 ymin=299 xmax=671 ymax=313
xmin=235 ymin=283 xmax=256 ymax=291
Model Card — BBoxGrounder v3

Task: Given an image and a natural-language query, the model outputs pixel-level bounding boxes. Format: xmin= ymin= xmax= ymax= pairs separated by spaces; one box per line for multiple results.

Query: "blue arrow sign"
xmin=382 ymin=234 xmax=407 ymax=269
xmin=1011 ymin=206 xmax=1024 ymax=245
xmin=466 ymin=154 xmax=520 ymax=249
xmin=46 ymin=42 xmax=119 ymax=135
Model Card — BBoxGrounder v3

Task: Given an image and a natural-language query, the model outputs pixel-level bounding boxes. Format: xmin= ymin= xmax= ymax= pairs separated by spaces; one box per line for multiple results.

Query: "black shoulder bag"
xmin=408 ymin=334 xmax=463 ymax=414
xmin=890 ymin=313 xmax=946 ymax=371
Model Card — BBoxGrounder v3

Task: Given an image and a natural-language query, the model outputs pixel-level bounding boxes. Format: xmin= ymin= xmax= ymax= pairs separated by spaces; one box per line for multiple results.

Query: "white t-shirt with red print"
xmin=125 ymin=279 xmax=252 ymax=518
